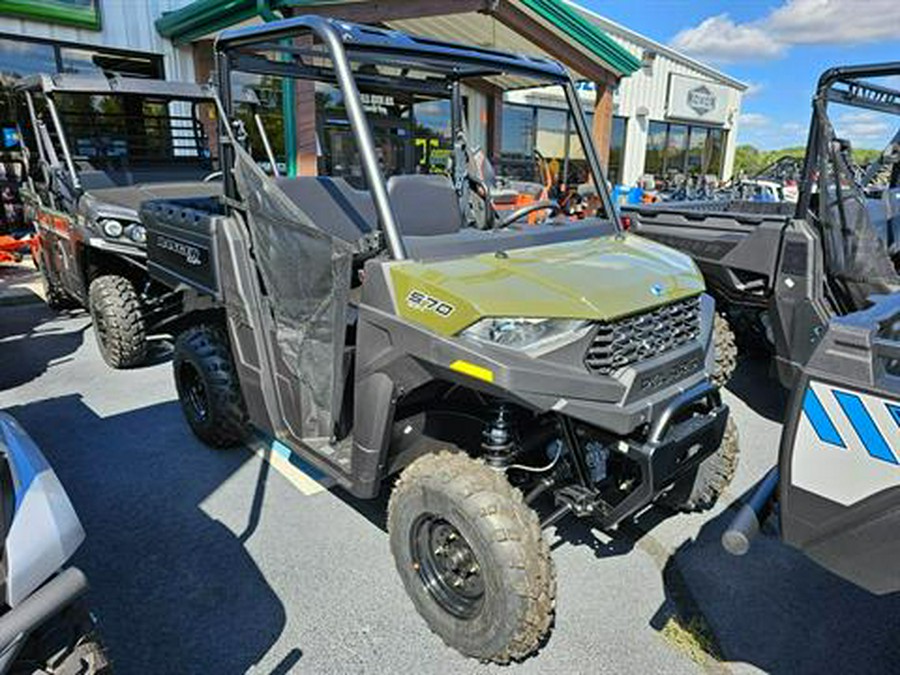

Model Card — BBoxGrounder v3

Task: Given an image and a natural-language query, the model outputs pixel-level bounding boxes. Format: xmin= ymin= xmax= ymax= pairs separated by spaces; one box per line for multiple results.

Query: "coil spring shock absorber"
xmin=481 ymin=403 xmax=516 ymax=468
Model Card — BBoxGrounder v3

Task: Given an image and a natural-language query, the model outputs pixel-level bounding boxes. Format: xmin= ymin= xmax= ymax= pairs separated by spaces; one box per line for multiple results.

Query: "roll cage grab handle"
xmin=213 ymin=15 xmax=621 ymax=262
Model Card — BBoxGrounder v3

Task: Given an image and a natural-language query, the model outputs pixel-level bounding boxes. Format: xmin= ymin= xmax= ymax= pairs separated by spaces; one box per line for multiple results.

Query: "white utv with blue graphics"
xmin=0 ymin=413 xmax=107 ymax=673
xmin=724 ymin=293 xmax=900 ymax=594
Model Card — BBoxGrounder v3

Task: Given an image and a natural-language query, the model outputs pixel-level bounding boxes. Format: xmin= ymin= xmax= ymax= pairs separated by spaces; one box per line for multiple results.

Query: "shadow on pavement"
xmin=6 ymin=394 xmax=289 ymax=673
xmin=0 ymin=305 xmax=88 ymax=390
xmin=725 ymin=354 xmax=788 ymax=423
xmin=141 ymin=336 xmax=174 ymax=367
xmin=653 ymin=487 xmax=900 ymax=674
xmin=548 ymin=499 xmax=679 ymax=559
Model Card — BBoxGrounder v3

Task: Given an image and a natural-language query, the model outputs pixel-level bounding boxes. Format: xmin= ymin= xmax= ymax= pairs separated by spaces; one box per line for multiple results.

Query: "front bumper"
xmin=574 ymin=382 xmax=729 ymax=528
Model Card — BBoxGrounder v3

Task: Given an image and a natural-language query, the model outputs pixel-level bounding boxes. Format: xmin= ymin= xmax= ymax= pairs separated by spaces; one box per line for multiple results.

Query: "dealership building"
xmin=0 ymin=0 xmax=745 ymax=192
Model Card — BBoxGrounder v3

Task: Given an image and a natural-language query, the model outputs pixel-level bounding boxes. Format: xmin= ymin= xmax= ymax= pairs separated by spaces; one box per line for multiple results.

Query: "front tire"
xmin=388 ymin=451 xmax=555 ymax=663
xmin=88 ymin=274 xmax=147 ymax=368
xmin=712 ymin=312 xmax=738 ymax=388
xmin=173 ymin=324 xmax=248 ymax=448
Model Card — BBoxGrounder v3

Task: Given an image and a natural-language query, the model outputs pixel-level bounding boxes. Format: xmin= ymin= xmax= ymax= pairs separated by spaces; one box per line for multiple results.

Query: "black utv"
xmin=625 ymin=63 xmax=900 ymax=389
xmin=19 ymin=74 xmax=221 ymax=368
xmin=142 ymin=17 xmax=738 ymax=662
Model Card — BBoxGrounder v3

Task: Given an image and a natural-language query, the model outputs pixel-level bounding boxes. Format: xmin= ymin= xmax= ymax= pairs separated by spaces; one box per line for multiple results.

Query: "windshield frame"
xmin=215 ymin=15 xmax=621 ymax=261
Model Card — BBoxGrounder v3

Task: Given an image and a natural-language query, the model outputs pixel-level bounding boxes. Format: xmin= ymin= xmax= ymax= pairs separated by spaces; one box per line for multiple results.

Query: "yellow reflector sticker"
xmin=450 ymin=359 xmax=494 ymax=383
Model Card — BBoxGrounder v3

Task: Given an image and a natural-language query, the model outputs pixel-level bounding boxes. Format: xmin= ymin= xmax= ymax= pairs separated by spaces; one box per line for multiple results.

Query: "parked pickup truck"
xmin=624 ymin=63 xmax=900 ymax=388
xmin=19 ymin=73 xmax=220 ymax=368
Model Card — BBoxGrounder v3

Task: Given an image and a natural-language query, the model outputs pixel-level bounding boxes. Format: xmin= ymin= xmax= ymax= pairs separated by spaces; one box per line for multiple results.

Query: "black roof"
xmin=216 ymin=15 xmax=569 ymax=82
xmin=16 ymin=73 xmax=214 ymax=100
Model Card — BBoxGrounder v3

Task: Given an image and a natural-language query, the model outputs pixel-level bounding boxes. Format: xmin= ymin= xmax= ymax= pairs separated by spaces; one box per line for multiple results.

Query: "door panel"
xmin=780 ymin=294 xmax=900 ymax=593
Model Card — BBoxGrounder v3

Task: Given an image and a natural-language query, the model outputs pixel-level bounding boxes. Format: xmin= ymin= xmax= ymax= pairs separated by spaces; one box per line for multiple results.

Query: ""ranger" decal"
xmin=156 ymin=235 xmax=203 ymax=266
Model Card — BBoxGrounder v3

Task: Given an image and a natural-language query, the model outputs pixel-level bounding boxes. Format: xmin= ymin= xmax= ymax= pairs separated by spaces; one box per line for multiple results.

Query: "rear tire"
xmin=388 ymin=451 xmax=555 ymax=663
xmin=88 ymin=274 xmax=147 ymax=368
xmin=173 ymin=324 xmax=248 ymax=448
xmin=661 ymin=416 xmax=739 ymax=512
xmin=712 ymin=313 xmax=737 ymax=388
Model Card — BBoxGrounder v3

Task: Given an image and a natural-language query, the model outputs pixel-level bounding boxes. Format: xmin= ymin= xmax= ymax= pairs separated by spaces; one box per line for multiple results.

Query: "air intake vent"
xmin=584 ymin=296 xmax=701 ymax=376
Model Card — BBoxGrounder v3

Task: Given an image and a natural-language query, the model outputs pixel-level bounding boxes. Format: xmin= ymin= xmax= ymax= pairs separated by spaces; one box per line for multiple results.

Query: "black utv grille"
xmin=584 ymin=296 xmax=702 ymax=376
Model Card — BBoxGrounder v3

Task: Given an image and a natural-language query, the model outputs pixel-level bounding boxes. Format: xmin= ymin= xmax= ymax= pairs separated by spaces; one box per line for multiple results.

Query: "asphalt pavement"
xmin=1 ymin=302 xmax=899 ymax=674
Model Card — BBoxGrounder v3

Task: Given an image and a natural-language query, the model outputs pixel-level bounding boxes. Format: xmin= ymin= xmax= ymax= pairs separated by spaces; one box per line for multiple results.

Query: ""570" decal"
xmin=406 ymin=289 xmax=455 ymax=317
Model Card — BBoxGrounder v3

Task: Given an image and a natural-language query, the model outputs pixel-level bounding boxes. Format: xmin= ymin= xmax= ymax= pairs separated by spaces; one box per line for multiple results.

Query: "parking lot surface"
xmin=2 ymin=302 xmax=899 ymax=674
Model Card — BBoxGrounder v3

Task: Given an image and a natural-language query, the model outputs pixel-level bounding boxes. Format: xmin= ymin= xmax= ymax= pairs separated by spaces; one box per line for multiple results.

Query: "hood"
xmin=389 ymin=233 xmax=704 ymax=336
xmin=82 ymin=181 xmax=222 ymax=219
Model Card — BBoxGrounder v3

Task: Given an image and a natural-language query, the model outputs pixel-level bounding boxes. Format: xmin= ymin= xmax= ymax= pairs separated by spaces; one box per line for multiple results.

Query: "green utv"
xmin=142 ymin=17 xmax=738 ymax=662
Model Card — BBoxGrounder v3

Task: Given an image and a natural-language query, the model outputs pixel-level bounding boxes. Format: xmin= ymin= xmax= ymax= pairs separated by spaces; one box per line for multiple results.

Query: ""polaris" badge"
xmin=639 ymin=356 xmax=702 ymax=392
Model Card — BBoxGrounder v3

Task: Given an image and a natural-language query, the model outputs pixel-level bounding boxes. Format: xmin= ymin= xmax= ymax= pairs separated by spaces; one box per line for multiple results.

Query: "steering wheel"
xmin=202 ymin=170 xmax=223 ymax=183
xmin=497 ymin=200 xmax=560 ymax=228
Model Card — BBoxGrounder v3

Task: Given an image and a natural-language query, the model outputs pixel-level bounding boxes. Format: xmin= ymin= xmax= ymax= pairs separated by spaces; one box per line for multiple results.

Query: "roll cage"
xmin=797 ymin=62 xmax=900 ymax=217
xmin=213 ymin=15 xmax=620 ymax=262
xmin=17 ymin=74 xmax=215 ymax=193
xmin=794 ymin=62 xmax=900 ymax=312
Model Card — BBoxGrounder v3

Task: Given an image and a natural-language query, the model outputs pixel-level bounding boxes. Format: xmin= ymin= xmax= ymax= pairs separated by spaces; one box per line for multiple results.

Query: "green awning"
xmin=156 ymin=0 xmax=265 ymax=45
xmin=518 ymin=0 xmax=640 ymax=76
xmin=156 ymin=0 xmax=641 ymax=77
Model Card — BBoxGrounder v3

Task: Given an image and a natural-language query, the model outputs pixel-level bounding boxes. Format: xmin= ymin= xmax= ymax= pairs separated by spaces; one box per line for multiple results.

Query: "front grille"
xmin=584 ymin=295 xmax=702 ymax=376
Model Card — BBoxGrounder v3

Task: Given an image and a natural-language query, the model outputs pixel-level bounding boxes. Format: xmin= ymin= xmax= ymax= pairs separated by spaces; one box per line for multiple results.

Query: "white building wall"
xmin=607 ymin=33 xmax=743 ymax=185
xmin=0 ymin=0 xmax=196 ymax=82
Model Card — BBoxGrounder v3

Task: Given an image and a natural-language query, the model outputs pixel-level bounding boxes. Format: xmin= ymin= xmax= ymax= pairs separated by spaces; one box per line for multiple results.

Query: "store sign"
xmin=667 ymin=74 xmax=729 ymax=124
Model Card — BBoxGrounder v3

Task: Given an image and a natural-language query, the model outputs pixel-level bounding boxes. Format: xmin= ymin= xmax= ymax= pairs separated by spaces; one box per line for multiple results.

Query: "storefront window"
xmin=686 ymin=126 xmax=707 ymax=174
xmin=413 ymin=98 xmax=452 ymax=174
xmin=608 ymin=116 xmax=626 ymax=184
xmin=535 ymin=107 xmax=567 ymax=159
xmin=644 ymin=121 xmax=727 ymax=182
xmin=704 ymin=128 xmax=726 ymax=175
xmin=59 ymin=47 xmax=162 ymax=79
xmin=501 ymin=104 xmax=535 ymax=158
xmin=0 ymin=38 xmax=56 ymax=144
xmin=500 ymin=96 xmax=596 ymax=186
xmin=665 ymin=124 xmax=687 ymax=177
xmin=644 ymin=121 xmax=667 ymax=176
xmin=500 ymin=103 xmax=535 ymax=181
xmin=0 ymin=38 xmax=56 ymax=78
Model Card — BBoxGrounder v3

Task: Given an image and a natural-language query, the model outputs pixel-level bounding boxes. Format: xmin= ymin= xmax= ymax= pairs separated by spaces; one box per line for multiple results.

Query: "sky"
xmin=578 ymin=0 xmax=900 ymax=150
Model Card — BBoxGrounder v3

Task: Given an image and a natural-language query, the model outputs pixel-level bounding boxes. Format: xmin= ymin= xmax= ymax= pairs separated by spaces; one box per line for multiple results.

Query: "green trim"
xmin=157 ymin=0 xmax=640 ymax=77
xmin=515 ymin=0 xmax=640 ymax=76
xmin=157 ymin=0 xmax=261 ymax=45
xmin=0 ymin=0 xmax=101 ymax=30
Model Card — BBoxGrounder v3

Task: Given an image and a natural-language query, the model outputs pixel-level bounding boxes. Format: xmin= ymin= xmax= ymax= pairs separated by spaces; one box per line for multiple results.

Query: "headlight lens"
xmin=127 ymin=224 xmax=146 ymax=244
xmin=460 ymin=318 xmax=589 ymax=353
xmin=101 ymin=219 xmax=123 ymax=238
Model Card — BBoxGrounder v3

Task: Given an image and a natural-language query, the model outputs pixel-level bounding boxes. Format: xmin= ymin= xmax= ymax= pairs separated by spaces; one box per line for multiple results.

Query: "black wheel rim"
xmin=179 ymin=362 xmax=209 ymax=422
xmin=411 ymin=514 xmax=485 ymax=619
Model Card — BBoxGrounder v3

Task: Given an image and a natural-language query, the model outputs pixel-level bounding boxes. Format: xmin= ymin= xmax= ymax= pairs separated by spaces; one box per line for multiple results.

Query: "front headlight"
xmin=460 ymin=318 xmax=589 ymax=353
xmin=127 ymin=224 xmax=146 ymax=244
xmin=101 ymin=219 xmax=123 ymax=238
